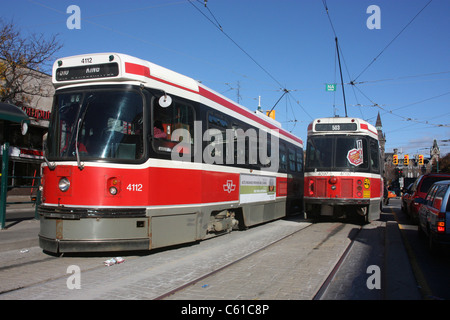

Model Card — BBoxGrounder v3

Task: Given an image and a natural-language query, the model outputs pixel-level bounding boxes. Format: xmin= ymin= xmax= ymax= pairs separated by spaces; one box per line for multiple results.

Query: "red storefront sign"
xmin=21 ymin=106 xmax=51 ymax=120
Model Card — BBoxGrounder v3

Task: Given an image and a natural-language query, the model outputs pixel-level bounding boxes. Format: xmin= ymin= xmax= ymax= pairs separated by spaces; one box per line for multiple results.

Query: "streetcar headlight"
xmin=107 ymin=177 xmax=121 ymax=196
xmin=109 ymin=186 xmax=118 ymax=195
xmin=58 ymin=177 xmax=70 ymax=192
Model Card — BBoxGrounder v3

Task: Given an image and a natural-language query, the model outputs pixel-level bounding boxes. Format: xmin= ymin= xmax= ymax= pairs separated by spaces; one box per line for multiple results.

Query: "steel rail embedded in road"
xmin=154 ymin=222 xmax=316 ymax=300
xmin=312 ymin=224 xmax=363 ymax=300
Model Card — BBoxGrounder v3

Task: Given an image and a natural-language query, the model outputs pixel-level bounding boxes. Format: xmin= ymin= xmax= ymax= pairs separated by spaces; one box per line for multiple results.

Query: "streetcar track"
xmin=155 ymin=220 xmax=358 ymax=300
xmin=154 ymin=221 xmax=316 ymax=300
xmin=0 ymin=217 xmax=310 ymax=298
xmin=1 ymin=218 xmax=358 ymax=299
xmin=0 ymin=261 xmax=106 ymax=296
xmin=0 ymin=250 xmax=118 ymax=296
xmin=312 ymin=223 xmax=363 ymax=300
xmin=0 ymin=256 xmax=56 ymax=273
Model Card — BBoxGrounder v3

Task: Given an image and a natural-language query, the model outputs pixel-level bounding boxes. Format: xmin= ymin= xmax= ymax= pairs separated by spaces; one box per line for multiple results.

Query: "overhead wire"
xmin=386 ymin=111 xmax=450 ymax=134
xmin=350 ymin=70 xmax=450 ymax=86
xmin=188 ymin=0 xmax=314 ymax=124
xmin=322 ymin=0 xmax=448 ymax=130
xmin=353 ymin=0 xmax=433 ymax=82
xmin=353 ymin=85 xmax=450 ymax=128
xmin=28 ymin=0 xmax=279 ymax=91
xmin=188 ymin=0 xmax=285 ymax=90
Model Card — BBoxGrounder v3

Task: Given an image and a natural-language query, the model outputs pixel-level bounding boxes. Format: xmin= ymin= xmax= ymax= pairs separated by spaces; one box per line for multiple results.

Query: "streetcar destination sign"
xmin=56 ymin=63 xmax=119 ymax=81
xmin=315 ymin=123 xmax=357 ymax=131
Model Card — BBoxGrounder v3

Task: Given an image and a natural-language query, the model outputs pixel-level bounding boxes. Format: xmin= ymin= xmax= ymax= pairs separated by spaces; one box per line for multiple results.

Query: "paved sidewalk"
xmin=1 ymin=195 xmax=40 ymax=252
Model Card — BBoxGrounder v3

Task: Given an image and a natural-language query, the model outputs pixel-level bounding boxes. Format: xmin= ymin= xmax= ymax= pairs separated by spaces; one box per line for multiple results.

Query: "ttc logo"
xmin=223 ymin=180 xmax=236 ymax=193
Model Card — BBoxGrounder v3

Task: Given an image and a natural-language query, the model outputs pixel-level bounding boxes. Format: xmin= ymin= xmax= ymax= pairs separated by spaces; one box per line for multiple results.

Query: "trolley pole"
xmin=1 ymin=142 xmax=10 ymax=230
xmin=335 ymin=37 xmax=348 ymax=117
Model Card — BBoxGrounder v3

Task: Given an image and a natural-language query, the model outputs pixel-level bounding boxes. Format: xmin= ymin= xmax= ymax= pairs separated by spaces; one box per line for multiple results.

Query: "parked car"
xmin=416 ymin=180 xmax=450 ymax=252
xmin=402 ymin=173 xmax=450 ymax=223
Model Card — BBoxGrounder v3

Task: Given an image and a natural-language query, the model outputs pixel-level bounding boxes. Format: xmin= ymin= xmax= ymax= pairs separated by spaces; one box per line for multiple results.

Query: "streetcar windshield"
xmin=306 ymin=136 xmax=379 ymax=172
xmin=47 ymin=87 xmax=144 ymax=161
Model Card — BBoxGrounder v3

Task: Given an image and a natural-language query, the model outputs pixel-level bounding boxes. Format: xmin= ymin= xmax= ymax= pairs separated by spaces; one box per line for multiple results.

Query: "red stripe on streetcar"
xmin=125 ymin=62 xmax=151 ymax=78
xmin=124 ymin=62 xmax=303 ymax=146
xmin=199 ymin=87 xmax=303 ymax=145
xmin=360 ymin=123 xmax=378 ymax=136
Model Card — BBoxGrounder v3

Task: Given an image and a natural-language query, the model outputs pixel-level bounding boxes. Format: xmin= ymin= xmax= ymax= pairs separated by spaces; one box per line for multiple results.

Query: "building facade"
xmin=0 ymin=64 xmax=53 ymax=191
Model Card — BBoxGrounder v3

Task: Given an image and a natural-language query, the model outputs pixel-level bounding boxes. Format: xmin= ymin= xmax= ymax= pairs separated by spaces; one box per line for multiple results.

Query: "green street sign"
xmin=326 ymin=84 xmax=336 ymax=92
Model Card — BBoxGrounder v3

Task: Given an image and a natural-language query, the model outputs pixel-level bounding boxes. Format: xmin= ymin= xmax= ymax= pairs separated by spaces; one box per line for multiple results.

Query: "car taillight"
xmin=437 ymin=221 xmax=445 ymax=233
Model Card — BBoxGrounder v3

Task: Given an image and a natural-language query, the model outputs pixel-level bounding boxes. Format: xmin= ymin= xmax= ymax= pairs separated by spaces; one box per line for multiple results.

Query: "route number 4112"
xmin=127 ymin=184 xmax=143 ymax=192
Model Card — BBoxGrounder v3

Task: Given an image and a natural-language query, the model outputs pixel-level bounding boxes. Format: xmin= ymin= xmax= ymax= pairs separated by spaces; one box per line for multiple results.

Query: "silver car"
xmin=416 ymin=180 xmax=450 ymax=252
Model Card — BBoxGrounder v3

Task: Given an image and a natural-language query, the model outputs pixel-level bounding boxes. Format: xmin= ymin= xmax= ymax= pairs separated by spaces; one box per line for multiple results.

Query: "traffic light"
xmin=404 ymin=154 xmax=409 ymax=166
xmin=418 ymin=154 xmax=424 ymax=165
xmin=393 ymin=154 xmax=398 ymax=165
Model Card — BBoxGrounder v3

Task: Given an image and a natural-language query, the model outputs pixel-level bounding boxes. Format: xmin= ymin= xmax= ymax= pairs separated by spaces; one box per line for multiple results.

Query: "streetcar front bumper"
xmin=39 ymin=235 xmax=150 ymax=253
xmin=304 ymin=197 xmax=371 ymax=206
xmin=38 ymin=205 xmax=151 ymax=253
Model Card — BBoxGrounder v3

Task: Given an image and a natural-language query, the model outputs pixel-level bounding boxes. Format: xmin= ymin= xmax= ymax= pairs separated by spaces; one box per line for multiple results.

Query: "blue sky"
xmin=3 ymin=0 xmax=449 ymax=157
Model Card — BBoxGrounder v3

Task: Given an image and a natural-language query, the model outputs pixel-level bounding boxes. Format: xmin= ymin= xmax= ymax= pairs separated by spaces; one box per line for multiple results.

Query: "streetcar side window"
xmin=206 ymin=112 xmax=229 ymax=164
xmin=152 ymin=96 xmax=195 ymax=155
xmin=279 ymin=143 xmax=287 ymax=172
xmin=296 ymin=148 xmax=303 ymax=172
xmin=288 ymin=148 xmax=296 ymax=172
xmin=258 ymin=130 xmax=273 ymax=169
xmin=369 ymin=138 xmax=380 ymax=173
xmin=231 ymin=122 xmax=246 ymax=167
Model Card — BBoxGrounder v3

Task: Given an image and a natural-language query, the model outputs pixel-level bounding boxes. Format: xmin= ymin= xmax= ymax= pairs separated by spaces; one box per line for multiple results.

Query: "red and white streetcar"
xmin=39 ymin=53 xmax=304 ymax=253
xmin=304 ymin=117 xmax=382 ymax=223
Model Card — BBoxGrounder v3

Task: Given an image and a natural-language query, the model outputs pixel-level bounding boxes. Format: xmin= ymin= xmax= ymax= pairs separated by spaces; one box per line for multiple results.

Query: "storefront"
xmin=0 ymin=78 xmax=53 ymax=193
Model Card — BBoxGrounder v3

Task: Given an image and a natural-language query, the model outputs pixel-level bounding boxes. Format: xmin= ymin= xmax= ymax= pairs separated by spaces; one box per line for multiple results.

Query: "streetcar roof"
xmin=307 ymin=117 xmax=378 ymax=140
xmin=52 ymin=52 xmax=303 ymax=147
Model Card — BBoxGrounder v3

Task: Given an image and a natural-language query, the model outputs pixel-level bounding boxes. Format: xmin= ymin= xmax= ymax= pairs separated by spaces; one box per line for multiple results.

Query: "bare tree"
xmin=0 ymin=19 xmax=62 ymax=105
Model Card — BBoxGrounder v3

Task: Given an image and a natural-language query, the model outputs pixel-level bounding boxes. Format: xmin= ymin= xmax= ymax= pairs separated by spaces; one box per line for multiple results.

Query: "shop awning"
xmin=0 ymin=102 xmax=30 ymax=124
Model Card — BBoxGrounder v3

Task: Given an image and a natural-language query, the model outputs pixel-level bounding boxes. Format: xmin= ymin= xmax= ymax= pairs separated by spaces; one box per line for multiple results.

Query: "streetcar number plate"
xmin=127 ymin=184 xmax=143 ymax=192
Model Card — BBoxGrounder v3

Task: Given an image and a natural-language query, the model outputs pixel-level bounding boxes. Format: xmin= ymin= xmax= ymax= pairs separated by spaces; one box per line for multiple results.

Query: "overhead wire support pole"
xmin=335 ymin=37 xmax=348 ymax=117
